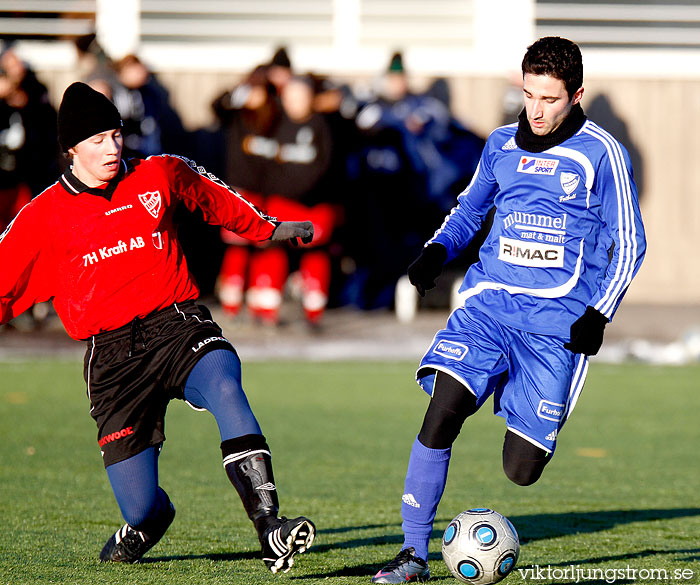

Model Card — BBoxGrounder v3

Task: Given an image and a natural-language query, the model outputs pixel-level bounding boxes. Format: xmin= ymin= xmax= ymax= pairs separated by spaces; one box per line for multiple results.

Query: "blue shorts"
xmin=416 ymin=306 xmax=589 ymax=453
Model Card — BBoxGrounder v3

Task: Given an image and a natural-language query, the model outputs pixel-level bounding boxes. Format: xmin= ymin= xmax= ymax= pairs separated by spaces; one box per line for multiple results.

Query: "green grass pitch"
xmin=1 ymin=360 xmax=698 ymax=584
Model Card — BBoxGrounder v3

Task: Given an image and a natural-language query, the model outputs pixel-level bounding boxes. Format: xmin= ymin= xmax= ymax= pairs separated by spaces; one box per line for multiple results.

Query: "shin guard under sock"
xmin=401 ymin=436 xmax=451 ymax=561
xmin=221 ymin=434 xmax=280 ymax=540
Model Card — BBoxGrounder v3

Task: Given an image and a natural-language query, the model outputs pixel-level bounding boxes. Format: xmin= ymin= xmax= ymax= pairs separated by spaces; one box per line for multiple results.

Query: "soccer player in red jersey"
xmin=0 ymin=82 xmax=315 ymax=572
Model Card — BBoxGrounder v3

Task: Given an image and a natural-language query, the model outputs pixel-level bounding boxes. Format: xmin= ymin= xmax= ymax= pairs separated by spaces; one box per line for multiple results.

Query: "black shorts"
xmin=84 ymin=301 xmax=236 ymax=467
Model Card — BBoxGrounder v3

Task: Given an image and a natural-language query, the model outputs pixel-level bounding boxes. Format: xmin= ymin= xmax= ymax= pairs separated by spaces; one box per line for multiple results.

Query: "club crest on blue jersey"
xmin=559 ymin=172 xmax=580 ymax=197
xmin=517 ymin=156 xmax=559 ymax=175
xmin=433 ymin=340 xmax=469 ymax=360
xmin=537 ymin=399 xmax=565 ymax=422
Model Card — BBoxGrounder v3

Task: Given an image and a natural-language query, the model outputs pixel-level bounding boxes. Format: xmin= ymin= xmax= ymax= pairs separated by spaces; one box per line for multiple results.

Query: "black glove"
xmin=564 ymin=306 xmax=609 ymax=355
xmin=407 ymin=243 xmax=447 ymax=297
xmin=270 ymin=221 xmax=314 ymax=246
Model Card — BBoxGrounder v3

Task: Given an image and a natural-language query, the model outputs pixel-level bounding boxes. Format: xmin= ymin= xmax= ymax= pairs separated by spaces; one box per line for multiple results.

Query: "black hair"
xmin=522 ymin=36 xmax=583 ymax=99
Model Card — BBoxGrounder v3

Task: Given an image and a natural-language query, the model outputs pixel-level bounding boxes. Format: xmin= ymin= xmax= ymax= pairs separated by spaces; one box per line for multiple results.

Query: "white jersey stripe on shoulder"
xmin=582 ymin=122 xmax=637 ymax=316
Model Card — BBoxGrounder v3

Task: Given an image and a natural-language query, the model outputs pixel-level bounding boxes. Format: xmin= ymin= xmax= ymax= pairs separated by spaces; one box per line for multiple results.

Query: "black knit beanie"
xmin=57 ymin=82 xmax=122 ymax=151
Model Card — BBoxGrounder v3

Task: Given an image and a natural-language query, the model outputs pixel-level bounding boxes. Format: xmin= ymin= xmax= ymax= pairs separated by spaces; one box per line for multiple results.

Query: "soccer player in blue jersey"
xmin=371 ymin=37 xmax=646 ymax=583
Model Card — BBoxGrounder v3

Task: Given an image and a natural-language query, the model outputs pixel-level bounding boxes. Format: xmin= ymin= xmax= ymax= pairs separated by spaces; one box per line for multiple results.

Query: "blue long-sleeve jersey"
xmin=428 ymin=119 xmax=646 ymax=337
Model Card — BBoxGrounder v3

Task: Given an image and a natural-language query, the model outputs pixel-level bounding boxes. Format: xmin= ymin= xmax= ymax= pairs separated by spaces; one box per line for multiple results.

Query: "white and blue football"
xmin=442 ymin=508 xmax=520 ymax=584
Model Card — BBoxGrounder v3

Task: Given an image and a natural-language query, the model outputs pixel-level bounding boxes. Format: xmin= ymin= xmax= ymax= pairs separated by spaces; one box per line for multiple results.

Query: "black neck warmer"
xmin=515 ymin=103 xmax=586 ymax=153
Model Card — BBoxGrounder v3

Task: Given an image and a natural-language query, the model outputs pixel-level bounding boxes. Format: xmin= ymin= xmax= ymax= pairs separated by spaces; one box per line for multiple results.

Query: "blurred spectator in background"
xmin=0 ymin=43 xmax=59 ymax=230
xmin=360 ymin=52 xmax=483 ymax=214
xmin=344 ymin=51 xmax=484 ymax=310
xmin=346 ymin=104 xmax=427 ymax=310
xmin=307 ymin=74 xmax=362 ymax=310
xmin=0 ymin=43 xmax=60 ymax=330
xmin=74 ymin=33 xmax=116 ymax=96
xmin=216 ymin=71 xmax=339 ymax=327
xmin=252 ymin=74 xmax=337 ymax=326
xmin=501 ymin=70 xmax=524 ymax=126
xmin=213 ymin=64 xmax=282 ymax=320
xmin=213 ymin=64 xmax=281 ymax=194
xmin=266 ymin=46 xmax=293 ymax=97
xmin=112 ymin=54 xmax=189 ymax=158
xmin=73 ymin=36 xmax=188 ymax=159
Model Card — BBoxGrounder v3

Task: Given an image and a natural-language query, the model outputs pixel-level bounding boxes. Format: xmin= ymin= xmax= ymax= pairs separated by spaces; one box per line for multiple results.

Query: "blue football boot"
xmin=372 ymin=547 xmax=430 ymax=583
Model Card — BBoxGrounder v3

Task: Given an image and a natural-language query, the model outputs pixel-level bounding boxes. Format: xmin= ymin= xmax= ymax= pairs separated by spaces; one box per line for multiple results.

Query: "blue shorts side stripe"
xmin=565 ymin=354 xmax=589 ymax=421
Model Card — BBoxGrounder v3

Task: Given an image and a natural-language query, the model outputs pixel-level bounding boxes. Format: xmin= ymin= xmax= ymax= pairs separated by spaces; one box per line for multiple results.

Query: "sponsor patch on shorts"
xmin=433 ymin=340 xmax=469 ymax=361
xmin=537 ymin=399 xmax=565 ymax=422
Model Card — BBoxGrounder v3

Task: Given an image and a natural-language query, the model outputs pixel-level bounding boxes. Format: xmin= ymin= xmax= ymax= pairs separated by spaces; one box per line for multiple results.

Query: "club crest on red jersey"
xmin=138 ymin=191 xmax=162 ymax=218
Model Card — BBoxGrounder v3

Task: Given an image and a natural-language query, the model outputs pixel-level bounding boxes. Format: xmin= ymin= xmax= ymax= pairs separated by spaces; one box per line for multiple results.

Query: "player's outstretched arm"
xmin=270 ymin=221 xmax=314 ymax=246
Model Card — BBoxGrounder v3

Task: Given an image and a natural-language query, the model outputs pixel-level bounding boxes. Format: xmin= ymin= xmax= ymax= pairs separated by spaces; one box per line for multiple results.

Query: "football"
xmin=442 ymin=508 xmax=520 ymax=584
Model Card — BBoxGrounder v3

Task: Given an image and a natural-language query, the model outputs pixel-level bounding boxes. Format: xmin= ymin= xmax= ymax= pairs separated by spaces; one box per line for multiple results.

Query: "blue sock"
xmin=106 ymin=446 xmax=169 ymax=532
xmin=401 ymin=437 xmax=451 ymax=562
xmin=183 ymin=349 xmax=262 ymax=440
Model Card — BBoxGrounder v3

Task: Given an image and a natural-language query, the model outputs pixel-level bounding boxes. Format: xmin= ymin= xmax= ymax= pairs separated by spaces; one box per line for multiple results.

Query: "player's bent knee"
xmin=502 ymin=430 xmax=550 ymax=486
xmin=503 ymin=460 xmax=546 ymax=486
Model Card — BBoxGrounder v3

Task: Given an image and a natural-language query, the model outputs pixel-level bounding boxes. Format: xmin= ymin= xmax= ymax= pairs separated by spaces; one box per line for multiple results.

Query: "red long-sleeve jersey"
xmin=0 ymin=154 xmax=277 ymax=339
